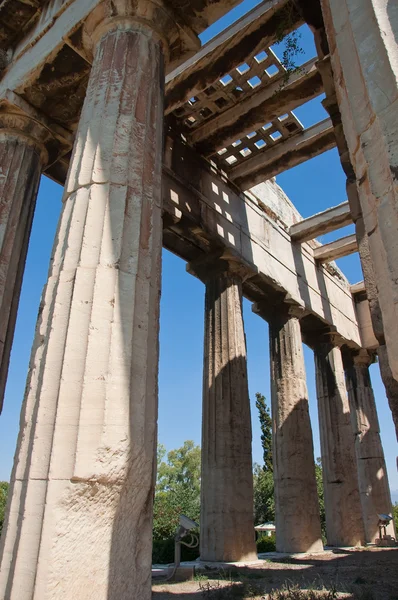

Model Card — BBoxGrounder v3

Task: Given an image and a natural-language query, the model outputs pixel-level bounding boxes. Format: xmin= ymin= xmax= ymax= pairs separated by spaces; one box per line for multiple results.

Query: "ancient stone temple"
xmin=0 ymin=0 xmax=396 ymax=598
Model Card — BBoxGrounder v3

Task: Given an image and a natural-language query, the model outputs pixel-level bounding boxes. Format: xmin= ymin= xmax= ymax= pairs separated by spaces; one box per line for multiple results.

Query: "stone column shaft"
xmin=320 ymin=0 xmax=398 ymax=382
xmin=0 ymin=117 xmax=48 ymax=413
xmin=0 ymin=20 xmax=164 ymax=600
xmin=199 ymin=263 xmax=257 ymax=562
xmin=344 ymin=352 xmax=395 ymax=542
xmin=269 ymin=310 xmax=323 ymax=554
xmin=314 ymin=341 xmax=365 ymax=546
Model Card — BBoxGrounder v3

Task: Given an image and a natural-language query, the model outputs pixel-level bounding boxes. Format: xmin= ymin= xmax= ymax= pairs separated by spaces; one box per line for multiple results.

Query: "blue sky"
xmin=0 ymin=0 xmax=397 ymax=501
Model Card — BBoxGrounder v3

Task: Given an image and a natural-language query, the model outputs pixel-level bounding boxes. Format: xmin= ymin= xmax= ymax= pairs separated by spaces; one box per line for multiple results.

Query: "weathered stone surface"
xmin=0 ymin=20 xmax=164 ymax=600
xmin=321 ymin=0 xmax=398 ymax=382
xmin=290 ymin=201 xmax=352 ymax=243
xmin=194 ymin=258 xmax=257 ymax=562
xmin=268 ymin=307 xmax=323 ymax=554
xmin=344 ymin=351 xmax=395 ymax=542
xmin=314 ymin=339 xmax=365 ymax=547
xmin=0 ymin=124 xmax=44 ymax=414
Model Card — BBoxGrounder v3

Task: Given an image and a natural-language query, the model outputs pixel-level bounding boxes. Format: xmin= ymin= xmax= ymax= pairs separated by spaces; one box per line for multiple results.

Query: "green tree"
xmin=153 ymin=440 xmax=201 ymax=541
xmin=393 ymin=502 xmax=398 ymax=533
xmin=253 ymin=463 xmax=274 ymax=525
xmin=0 ymin=481 xmax=9 ymax=536
xmin=255 ymin=392 xmax=273 ymax=473
xmin=315 ymin=458 xmax=326 ymax=538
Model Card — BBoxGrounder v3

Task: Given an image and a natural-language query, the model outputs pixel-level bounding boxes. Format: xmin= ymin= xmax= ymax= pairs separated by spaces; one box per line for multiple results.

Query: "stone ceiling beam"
xmin=192 ymin=57 xmax=323 ymax=155
xmin=165 ymin=0 xmax=302 ymax=114
xmin=290 ymin=200 xmax=352 ymax=243
xmin=229 ymin=117 xmax=336 ymax=190
xmin=314 ymin=234 xmax=358 ymax=263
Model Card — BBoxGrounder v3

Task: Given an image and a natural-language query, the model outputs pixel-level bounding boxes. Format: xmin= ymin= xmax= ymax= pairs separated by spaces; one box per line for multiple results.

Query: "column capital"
xmin=83 ymin=0 xmax=200 ymax=68
xmin=0 ymin=91 xmax=73 ymax=167
xmin=187 ymin=250 xmax=250 ymax=284
xmin=0 ymin=108 xmax=51 ymax=165
xmin=353 ymin=348 xmax=376 ymax=368
xmin=253 ymin=294 xmax=308 ymax=323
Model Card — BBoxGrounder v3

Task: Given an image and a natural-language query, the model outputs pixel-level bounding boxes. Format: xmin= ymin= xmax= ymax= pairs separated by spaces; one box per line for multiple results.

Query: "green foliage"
xmin=255 ymin=393 xmax=273 ymax=473
xmin=274 ymin=5 xmax=305 ymax=86
xmin=253 ymin=463 xmax=274 ymax=526
xmin=152 ymin=536 xmax=199 ymax=565
xmin=314 ymin=458 xmax=326 ymax=538
xmin=0 ymin=481 xmax=9 ymax=536
xmin=153 ymin=440 xmax=201 ymax=542
xmin=393 ymin=502 xmax=398 ymax=533
xmin=256 ymin=533 xmax=276 ymax=553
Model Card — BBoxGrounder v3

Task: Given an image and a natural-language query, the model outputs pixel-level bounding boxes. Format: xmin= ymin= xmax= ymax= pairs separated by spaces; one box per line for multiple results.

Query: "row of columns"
xmin=196 ymin=261 xmax=394 ymax=560
xmin=0 ymin=1 xmax=396 ymax=598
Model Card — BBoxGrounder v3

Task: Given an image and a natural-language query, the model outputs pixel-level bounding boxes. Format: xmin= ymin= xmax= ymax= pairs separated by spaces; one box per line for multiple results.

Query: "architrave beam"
xmin=192 ymin=57 xmax=323 ymax=155
xmin=290 ymin=201 xmax=352 ymax=243
xmin=165 ymin=0 xmax=302 ymax=114
xmin=314 ymin=234 xmax=358 ymax=263
xmin=229 ymin=118 xmax=335 ymax=190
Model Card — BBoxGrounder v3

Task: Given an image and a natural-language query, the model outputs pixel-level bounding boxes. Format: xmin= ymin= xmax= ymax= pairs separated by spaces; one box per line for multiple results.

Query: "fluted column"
xmin=268 ymin=306 xmax=323 ymax=553
xmin=0 ymin=5 xmax=184 ymax=598
xmin=344 ymin=350 xmax=395 ymax=542
xmin=320 ymin=0 xmax=398 ymax=382
xmin=0 ymin=111 xmax=49 ymax=413
xmin=192 ymin=257 xmax=257 ymax=562
xmin=314 ymin=336 xmax=365 ymax=547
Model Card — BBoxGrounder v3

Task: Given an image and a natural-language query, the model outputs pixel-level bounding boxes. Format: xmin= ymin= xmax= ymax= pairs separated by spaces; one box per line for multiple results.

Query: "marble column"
xmin=320 ymin=0 xmax=398 ymax=382
xmin=314 ymin=337 xmax=365 ymax=546
xmin=0 ymin=111 xmax=49 ymax=413
xmin=344 ymin=350 xmax=395 ymax=542
xmin=194 ymin=258 xmax=257 ymax=562
xmin=268 ymin=307 xmax=323 ymax=554
xmin=0 ymin=6 xmax=175 ymax=599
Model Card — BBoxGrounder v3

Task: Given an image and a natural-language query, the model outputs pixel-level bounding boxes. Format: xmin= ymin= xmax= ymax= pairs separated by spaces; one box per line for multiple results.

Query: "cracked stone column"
xmin=344 ymin=350 xmax=395 ymax=543
xmin=314 ymin=335 xmax=365 ymax=547
xmin=191 ymin=256 xmax=257 ymax=562
xmin=267 ymin=305 xmax=323 ymax=554
xmin=320 ymin=0 xmax=398 ymax=382
xmin=0 ymin=110 xmax=49 ymax=414
xmin=0 ymin=3 xmax=188 ymax=598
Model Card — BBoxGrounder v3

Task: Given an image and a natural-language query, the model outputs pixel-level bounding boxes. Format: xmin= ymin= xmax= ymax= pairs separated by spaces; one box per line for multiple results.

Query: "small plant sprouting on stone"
xmin=274 ymin=6 xmax=305 ymax=88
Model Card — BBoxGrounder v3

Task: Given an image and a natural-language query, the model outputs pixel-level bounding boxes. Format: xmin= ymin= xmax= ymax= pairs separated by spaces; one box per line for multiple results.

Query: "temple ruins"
xmin=0 ymin=0 xmax=397 ymax=598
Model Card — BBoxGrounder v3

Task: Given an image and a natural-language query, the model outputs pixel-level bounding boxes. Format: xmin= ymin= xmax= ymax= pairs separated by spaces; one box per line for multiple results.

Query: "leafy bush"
xmin=256 ymin=534 xmax=276 ymax=553
xmin=152 ymin=536 xmax=200 ymax=564
xmin=0 ymin=481 xmax=9 ymax=536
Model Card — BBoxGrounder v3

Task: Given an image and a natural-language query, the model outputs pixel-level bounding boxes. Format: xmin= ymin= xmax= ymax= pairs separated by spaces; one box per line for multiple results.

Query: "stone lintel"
xmin=313 ymin=233 xmax=358 ymax=263
xmin=290 ymin=201 xmax=352 ymax=243
xmin=350 ymin=280 xmax=366 ymax=295
xmin=230 ymin=118 xmax=336 ymax=190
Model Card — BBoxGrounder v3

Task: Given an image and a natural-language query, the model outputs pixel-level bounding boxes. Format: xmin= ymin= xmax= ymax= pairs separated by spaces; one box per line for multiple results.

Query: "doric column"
xmin=0 ymin=109 xmax=50 ymax=413
xmin=320 ymin=0 xmax=398 ymax=382
xmin=344 ymin=350 xmax=395 ymax=542
xmin=314 ymin=335 xmax=365 ymax=546
xmin=190 ymin=256 xmax=257 ymax=562
xmin=265 ymin=304 xmax=323 ymax=554
xmin=0 ymin=4 xmax=195 ymax=599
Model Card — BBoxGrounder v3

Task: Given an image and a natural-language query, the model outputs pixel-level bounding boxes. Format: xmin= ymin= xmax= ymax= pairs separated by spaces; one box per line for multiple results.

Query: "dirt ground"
xmin=152 ymin=548 xmax=398 ymax=600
